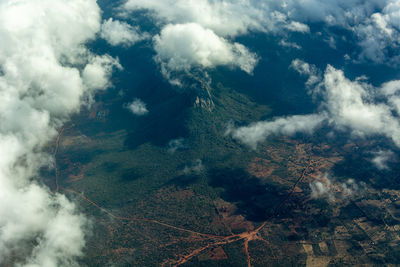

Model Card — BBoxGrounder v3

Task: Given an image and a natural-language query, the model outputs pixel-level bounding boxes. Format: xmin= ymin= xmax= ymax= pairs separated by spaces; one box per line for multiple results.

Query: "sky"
xmin=0 ymin=0 xmax=399 ymax=266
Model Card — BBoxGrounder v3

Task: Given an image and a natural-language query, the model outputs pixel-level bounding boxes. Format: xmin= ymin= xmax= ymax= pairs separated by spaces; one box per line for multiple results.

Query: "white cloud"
xmin=154 ymin=23 xmax=258 ymax=84
xmin=310 ymin=174 xmax=365 ymax=202
xmin=83 ymin=55 xmax=122 ymax=93
xmin=126 ymin=99 xmax=149 ymax=116
xmin=123 ymin=0 xmax=269 ymax=37
xmin=284 ymin=21 xmax=310 ymax=33
xmin=121 ymin=0 xmax=316 ymax=85
xmin=279 ymin=39 xmax=302 ymax=50
xmin=182 ymin=159 xmax=205 ymax=175
xmin=310 ymin=174 xmax=334 ymax=202
xmin=371 ymin=150 xmax=394 ymax=170
xmin=322 ymin=65 xmax=400 ymax=145
xmin=230 ymin=114 xmax=325 ymax=149
xmin=167 ymin=138 xmax=185 ymax=154
xmin=355 ymin=1 xmax=400 ymax=63
xmin=123 ymin=0 xmax=400 ymax=64
xmin=123 ymin=0 xmax=313 ymax=37
xmin=290 ymin=59 xmax=321 ymax=89
xmin=100 ymin=18 xmax=150 ymax=47
xmin=0 ymin=0 xmax=118 ymax=265
xmin=283 ymin=0 xmax=400 ymax=63
xmin=231 ymin=62 xmax=400 ymax=149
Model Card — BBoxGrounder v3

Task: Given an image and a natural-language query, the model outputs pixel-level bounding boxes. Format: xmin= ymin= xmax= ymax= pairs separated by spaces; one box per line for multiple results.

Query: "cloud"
xmin=283 ymin=0 xmax=400 ymax=64
xmin=310 ymin=174 xmax=335 ymax=202
xmin=123 ymin=0 xmax=400 ymax=65
xmin=123 ymin=0 xmax=269 ymax=37
xmin=182 ymin=159 xmax=205 ymax=175
xmin=371 ymin=150 xmax=394 ymax=170
xmin=166 ymin=138 xmax=186 ymax=154
xmin=100 ymin=18 xmax=150 ymax=47
xmin=310 ymin=174 xmax=365 ymax=202
xmin=283 ymin=0 xmax=386 ymax=25
xmin=231 ymin=61 xmax=400 ymax=149
xmin=290 ymin=59 xmax=321 ymax=89
xmin=355 ymin=1 xmax=400 ymax=63
xmin=153 ymin=23 xmax=258 ymax=84
xmin=284 ymin=21 xmax=310 ymax=33
xmin=126 ymin=99 xmax=149 ymax=116
xmin=279 ymin=39 xmax=302 ymax=50
xmin=83 ymin=55 xmax=122 ymax=94
xmin=121 ymin=0 xmax=315 ymax=85
xmin=123 ymin=0 xmax=313 ymax=37
xmin=230 ymin=114 xmax=325 ymax=149
xmin=0 ymin=0 xmax=118 ymax=265
xmin=322 ymin=65 xmax=400 ymax=145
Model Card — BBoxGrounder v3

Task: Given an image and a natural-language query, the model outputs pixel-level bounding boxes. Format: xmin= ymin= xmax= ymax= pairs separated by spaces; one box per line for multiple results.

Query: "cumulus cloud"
xmin=0 ymin=0 xmax=119 ymax=265
xmin=122 ymin=0 xmax=386 ymax=34
xmin=231 ymin=61 xmax=400 ymax=149
xmin=83 ymin=55 xmax=122 ymax=95
xmin=283 ymin=0 xmax=386 ymax=25
xmin=123 ymin=0 xmax=314 ymax=36
xmin=322 ymin=65 xmax=400 ymax=145
xmin=121 ymin=0 xmax=317 ymax=85
xmin=126 ymin=99 xmax=149 ymax=116
xmin=153 ymin=23 xmax=258 ymax=84
xmin=100 ymin=18 xmax=150 ymax=47
xmin=284 ymin=0 xmax=400 ymax=64
xmin=355 ymin=1 xmax=400 ymax=63
xmin=123 ymin=0 xmax=400 ymax=64
xmin=310 ymin=174 xmax=335 ymax=202
xmin=123 ymin=0 xmax=269 ymax=37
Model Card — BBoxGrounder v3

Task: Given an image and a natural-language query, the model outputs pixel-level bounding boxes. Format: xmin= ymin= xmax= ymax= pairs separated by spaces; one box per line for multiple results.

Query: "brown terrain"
xmin=51 ymin=126 xmax=400 ymax=266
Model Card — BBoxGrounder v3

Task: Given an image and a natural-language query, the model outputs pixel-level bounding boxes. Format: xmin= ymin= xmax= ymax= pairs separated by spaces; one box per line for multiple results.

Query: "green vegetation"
xmin=43 ymin=81 xmax=400 ymax=266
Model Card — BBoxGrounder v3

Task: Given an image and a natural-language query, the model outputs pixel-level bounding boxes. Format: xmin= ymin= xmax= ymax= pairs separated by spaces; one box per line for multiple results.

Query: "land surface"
xmin=43 ymin=82 xmax=400 ymax=266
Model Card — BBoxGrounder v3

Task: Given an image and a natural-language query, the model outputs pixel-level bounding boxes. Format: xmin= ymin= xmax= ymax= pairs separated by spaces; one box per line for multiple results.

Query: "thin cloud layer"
xmin=0 ymin=0 xmax=118 ymax=265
